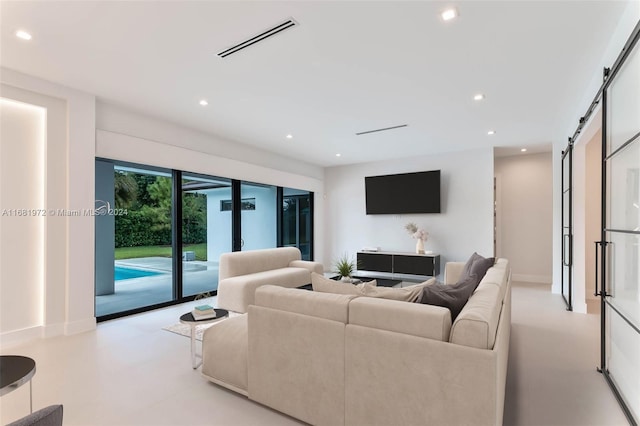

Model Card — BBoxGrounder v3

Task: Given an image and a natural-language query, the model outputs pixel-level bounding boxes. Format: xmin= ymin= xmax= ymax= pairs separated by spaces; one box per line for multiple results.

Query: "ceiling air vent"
xmin=356 ymin=124 xmax=408 ymax=136
xmin=217 ymin=18 xmax=298 ymax=58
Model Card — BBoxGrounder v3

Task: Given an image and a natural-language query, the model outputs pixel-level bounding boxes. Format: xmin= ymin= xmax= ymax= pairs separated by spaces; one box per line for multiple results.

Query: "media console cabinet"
xmin=356 ymin=251 xmax=440 ymax=282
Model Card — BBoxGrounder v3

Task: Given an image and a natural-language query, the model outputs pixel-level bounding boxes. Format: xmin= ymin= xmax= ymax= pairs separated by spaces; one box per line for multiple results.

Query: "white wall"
xmin=573 ymin=141 xmax=588 ymax=313
xmin=240 ymin=184 xmax=277 ymax=251
xmin=204 ymin=185 xmax=279 ymax=259
xmin=206 ymin=188 xmax=233 ymax=263
xmin=0 ymin=99 xmax=45 ymax=335
xmin=95 ymin=104 xmax=327 ymax=265
xmin=585 ymin=130 xmax=602 ymax=305
xmin=324 ymin=148 xmax=494 ymax=275
xmin=0 ymin=69 xmax=96 ymax=346
xmin=495 ymin=153 xmax=553 ymax=284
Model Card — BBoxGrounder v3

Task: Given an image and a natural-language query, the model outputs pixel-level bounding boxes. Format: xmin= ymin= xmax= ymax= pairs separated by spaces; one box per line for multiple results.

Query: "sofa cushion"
xmin=255 ymin=285 xmax=357 ymax=323
xmin=349 ymin=297 xmax=452 ymax=341
xmin=311 ymin=272 xmax=375 ymax=295
xmin=416 ymin=275 xmax=479 ymax=320
xmin=360 ymin=278 xmax=435 ymax=302
xmin=312 ymin=273 xmax=433 ymax=303
xmin=459 ymin=252 xmax=495 ymax=284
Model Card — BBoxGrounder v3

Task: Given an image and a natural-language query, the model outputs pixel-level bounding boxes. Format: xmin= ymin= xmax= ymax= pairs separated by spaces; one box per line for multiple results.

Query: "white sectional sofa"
xmin=216 ymin=247 xmax=323 ymax=313
xmin=203 ymin=258 xmax=511 ymax=426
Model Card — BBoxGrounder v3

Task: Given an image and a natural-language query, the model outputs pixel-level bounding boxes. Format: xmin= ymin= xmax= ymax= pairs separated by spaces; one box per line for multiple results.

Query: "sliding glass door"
xmin=600 ymin=31 xmax=640 ymax=423
xmin=95 ymin=161 xmax=315 ymax=320
xmin=181 ymin=174 xmax=232 ymax=297
xmin=95 ymin=164 xmax=174 ymax=317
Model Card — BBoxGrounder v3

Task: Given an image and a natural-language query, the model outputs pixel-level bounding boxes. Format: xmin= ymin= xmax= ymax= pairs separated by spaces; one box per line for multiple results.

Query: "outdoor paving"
xmin=96 ymin=257 xmax=218 ymax=317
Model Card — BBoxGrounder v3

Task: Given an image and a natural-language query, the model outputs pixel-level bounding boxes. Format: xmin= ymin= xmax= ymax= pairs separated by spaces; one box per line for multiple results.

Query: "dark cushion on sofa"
xmin=460 ymin=252 xmax=495 ymax=285
xmin=417 ymin=275 xmax=480 ymax=320
xmin=417 ymin=253 xmax=495 ymax=320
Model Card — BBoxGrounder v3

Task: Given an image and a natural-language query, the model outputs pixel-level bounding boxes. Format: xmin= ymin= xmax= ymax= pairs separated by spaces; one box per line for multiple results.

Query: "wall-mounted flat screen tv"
xmin=365 ymin=170 xmax=440 ymax=214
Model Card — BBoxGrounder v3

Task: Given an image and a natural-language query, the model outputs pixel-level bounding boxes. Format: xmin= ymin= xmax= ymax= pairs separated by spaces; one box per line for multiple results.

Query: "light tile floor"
xmin=0 ymin=282 xmax=630 ymax=425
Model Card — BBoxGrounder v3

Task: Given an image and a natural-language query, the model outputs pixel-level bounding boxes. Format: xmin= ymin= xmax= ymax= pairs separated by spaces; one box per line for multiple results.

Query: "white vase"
xmin=416 ymin=239 xmax=425 ymax=254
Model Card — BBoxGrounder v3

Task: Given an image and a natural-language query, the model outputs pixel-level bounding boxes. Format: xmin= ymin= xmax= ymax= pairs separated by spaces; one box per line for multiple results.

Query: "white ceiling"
xmin=0 ymin=1 xmax=630 ymax=167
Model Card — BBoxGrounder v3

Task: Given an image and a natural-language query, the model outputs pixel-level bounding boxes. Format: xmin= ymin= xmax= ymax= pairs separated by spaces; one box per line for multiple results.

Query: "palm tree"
xmin=114 ymin=171 xmax=138 ymax=208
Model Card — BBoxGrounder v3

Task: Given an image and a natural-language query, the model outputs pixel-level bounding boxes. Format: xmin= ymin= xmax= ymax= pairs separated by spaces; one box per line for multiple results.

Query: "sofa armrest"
xmin=289 ymin=260 xmax=324 ymax=274
xmin=444 ymin=262 xmax=465 ymax=285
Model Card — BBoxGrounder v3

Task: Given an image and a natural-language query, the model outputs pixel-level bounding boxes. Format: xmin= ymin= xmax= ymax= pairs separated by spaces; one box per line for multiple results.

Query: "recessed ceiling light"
xmin=286 ymin=134 xmax=293 ymax=139
xmin=441 ymin=8 xmax=458 ymax=21
xmin=487 ymin=130 xmax=496 ymax=135
xmin=521 ymin=148 xmax=527 ymax=152
xmin=474 ymin=94 xmax=485 ymax=101
xmin=16 ymin=30 xmax=32 ymax=41
xmin=336 ymin=153 xmax=341 ymax=157
xmin=199 ymin=99 xmax=208 ymax=106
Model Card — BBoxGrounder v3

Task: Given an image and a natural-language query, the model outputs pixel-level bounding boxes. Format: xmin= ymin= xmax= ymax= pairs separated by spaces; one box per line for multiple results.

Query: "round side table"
xmin=180 ymin=309 xmax=229 ymax=369
xmin=0 ymin=355 xmax=36 ymax=413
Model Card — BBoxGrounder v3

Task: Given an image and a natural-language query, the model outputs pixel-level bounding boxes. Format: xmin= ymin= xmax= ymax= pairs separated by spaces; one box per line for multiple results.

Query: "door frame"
xmin=561 ymin=142 xmax=573 ymax=311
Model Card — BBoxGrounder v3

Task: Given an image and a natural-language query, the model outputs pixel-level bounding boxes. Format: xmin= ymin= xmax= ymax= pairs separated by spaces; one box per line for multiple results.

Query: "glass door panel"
xmin=605 ymin=304 xmax=640 ymax=420
xmin=96 ymin=165 xmax=173 ymax=317
xmin=282 ymin=188 xmax=313 ymax=260
xmin=607 ymin=46 xmax=640 ymax=155
xmin=603 ymin=35 xmax=640 ymax=424
xmin=241 ymin=182 xmax=277 ymax=251
xmin=182 ymin=174 xmax=232 ymax=297
xmin=606 ymin=232 xmax=640 ymax=326
xmin=607 ymin=142 xmax=640 ymax=231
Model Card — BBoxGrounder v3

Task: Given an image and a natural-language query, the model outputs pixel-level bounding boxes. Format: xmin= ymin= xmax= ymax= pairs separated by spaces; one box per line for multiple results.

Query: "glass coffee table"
xmin=0 ymin=355 xmax=36 ymax=413
xmin=180 ymin=309 xmax=229 ymax=369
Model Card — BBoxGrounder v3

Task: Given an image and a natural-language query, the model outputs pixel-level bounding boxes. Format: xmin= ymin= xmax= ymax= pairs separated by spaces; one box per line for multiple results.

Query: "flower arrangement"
xmin=405 ymin=222 xmax=428 ymax=241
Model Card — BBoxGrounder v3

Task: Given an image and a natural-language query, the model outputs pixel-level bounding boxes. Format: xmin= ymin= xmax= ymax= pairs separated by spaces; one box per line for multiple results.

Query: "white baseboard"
xmin=0 ymin=318 xmax=96 ymax=348
xmin=0 ymin=325 xmax=42 ymax=349
xmin=512 ymin=274 xmax=552 ymax=284
xmin=64 ymin=317 xmax=96 ymax=335
xmin=43 ymin=322 xmax=65 ymax=338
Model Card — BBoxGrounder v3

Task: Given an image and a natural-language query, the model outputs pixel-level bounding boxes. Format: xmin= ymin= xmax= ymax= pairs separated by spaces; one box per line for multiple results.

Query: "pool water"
xmin=115 ymin=266 xmax=163 ymax=281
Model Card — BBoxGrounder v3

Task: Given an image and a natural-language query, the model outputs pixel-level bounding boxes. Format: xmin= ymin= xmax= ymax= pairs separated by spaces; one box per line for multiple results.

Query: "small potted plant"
xmin=334 ymin=253 xmax=357 ymax=282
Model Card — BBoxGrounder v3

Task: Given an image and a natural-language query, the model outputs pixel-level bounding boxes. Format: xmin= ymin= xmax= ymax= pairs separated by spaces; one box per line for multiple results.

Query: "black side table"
xmin=0 ymin=355 xmax=36 ymax=413
xmin=180 ymin=309 xmax=229 ymax=369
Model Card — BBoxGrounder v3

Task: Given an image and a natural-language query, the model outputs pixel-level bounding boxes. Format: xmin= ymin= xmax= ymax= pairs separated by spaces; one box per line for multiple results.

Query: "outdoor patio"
xmin=95 ymin=257 xmax=219 ymax=316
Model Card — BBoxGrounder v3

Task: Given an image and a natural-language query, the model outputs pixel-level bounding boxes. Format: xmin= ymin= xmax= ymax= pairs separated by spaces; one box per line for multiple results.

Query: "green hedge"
xmin=115 ymin=212 xmax=206 ymax=247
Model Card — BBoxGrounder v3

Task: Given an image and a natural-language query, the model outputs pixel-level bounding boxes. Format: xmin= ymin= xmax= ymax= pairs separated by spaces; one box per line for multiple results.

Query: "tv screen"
xmin=365 ymin=170 xmax=440 ymax=214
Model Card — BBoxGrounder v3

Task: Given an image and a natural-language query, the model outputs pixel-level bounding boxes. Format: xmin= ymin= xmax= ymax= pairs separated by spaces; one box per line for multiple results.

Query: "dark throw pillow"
xmin=417 ymin=275 xmax=479 ymax=321
xmin=459 ymin=252 xmax=495 ymax=285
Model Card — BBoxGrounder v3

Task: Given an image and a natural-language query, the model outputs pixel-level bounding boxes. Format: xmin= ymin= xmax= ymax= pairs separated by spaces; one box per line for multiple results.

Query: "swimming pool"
xmin=115 ymin=266 xmax=163 ymax=281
